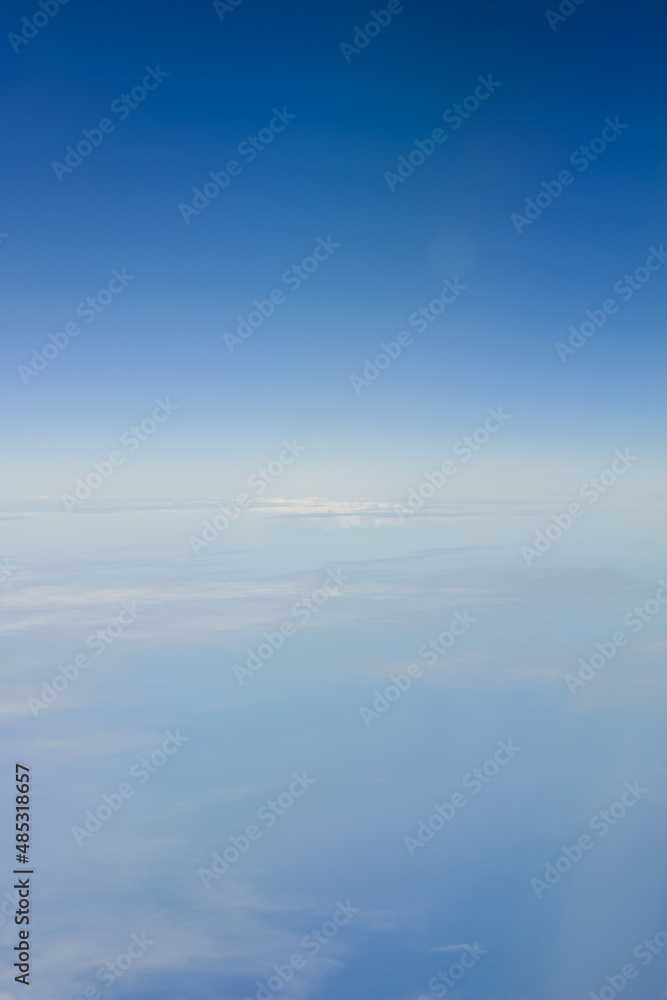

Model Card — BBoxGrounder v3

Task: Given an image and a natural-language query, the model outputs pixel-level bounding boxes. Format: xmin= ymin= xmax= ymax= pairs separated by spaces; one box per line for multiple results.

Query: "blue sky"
xmin=1 ymin=0 xmax=666 ymax=500
xmin=1 ymin=1 xmax=666 ymax=999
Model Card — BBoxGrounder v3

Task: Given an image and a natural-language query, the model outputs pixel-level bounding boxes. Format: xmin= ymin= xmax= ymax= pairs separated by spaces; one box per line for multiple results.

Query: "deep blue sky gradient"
xmin=1 ymin=0 xmax=666 ymax=499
